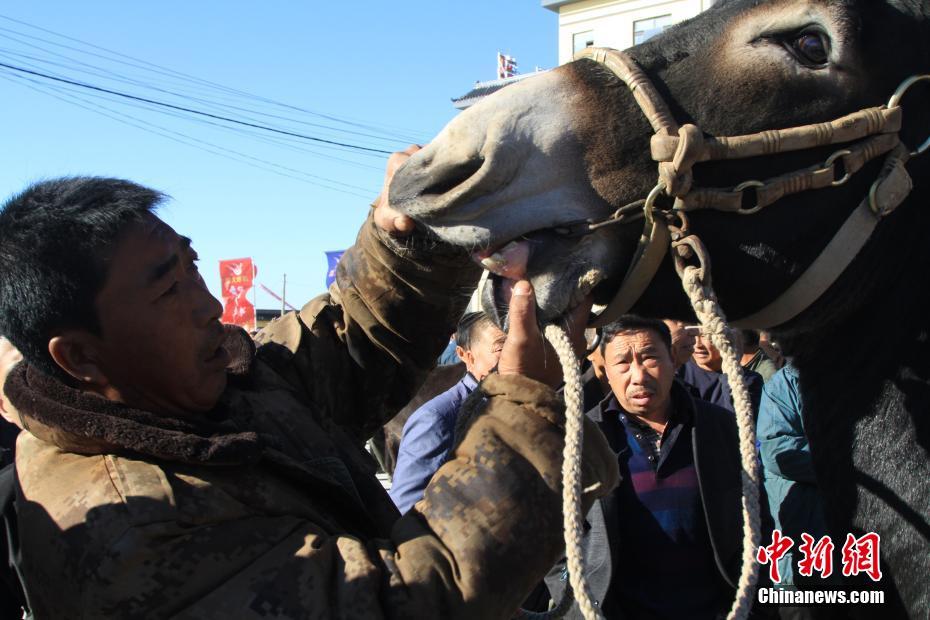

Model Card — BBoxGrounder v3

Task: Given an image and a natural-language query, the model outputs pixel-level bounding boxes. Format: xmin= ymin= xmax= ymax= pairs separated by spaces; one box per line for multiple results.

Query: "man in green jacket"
xmin=0 ymin=150 xmax=617 ymax=619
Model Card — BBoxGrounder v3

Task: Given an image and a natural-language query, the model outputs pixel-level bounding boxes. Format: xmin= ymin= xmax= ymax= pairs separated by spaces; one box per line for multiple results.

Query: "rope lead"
xmin=678 ymin=265 xmax=761 ymax=620
xmin=543 ymin=324 xmax=603 ymax=620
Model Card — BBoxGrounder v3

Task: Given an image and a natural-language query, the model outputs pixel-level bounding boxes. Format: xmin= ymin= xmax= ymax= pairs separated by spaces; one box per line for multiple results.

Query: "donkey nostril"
xmin=421 ymin=158 xmax=485 ymax=196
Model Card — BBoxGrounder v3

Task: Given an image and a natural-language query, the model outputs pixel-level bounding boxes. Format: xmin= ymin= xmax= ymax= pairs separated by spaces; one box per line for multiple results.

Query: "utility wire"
xmin=0 ymin=39 xmax=411 ymax=146
xmin=1 ymin=72 xmax=377 ymax=199
xmin=0 ymin=60 xmax=395 ymax=154
xmin=0 ymin=49 xmax=386 ymax=165
xmin=0 ymin=14 xmax=428 ymax=142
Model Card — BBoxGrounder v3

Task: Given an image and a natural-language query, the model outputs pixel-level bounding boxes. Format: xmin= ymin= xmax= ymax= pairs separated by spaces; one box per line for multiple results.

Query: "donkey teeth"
xmin=478 ymin=240 xmax=530 ymax=279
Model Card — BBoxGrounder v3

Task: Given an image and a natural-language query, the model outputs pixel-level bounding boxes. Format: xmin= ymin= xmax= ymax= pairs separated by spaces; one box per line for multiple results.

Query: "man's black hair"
xmin=599 ymin=315 xmax=672 ymax=356
xmin=0 ymin=177 xmax=164 ymax=379
xmin=739 ymin=329 xmax=760 ymax=348
xmin=455 ymin=311 xmax=495 ymax=351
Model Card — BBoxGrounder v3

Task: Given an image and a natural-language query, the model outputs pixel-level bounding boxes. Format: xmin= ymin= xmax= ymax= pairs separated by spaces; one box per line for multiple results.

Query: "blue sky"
xmin=0 ymin=1 xmax=556 ymax=308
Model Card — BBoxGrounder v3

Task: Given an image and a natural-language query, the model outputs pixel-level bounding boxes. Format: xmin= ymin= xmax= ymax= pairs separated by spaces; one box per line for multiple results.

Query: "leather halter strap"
xmin=575 ymin=46 xmax=924 ymax=329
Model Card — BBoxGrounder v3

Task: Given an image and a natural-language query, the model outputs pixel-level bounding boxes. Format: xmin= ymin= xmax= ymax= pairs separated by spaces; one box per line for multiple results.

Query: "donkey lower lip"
xmin=480 ymin=266 xmax=604 ymax=331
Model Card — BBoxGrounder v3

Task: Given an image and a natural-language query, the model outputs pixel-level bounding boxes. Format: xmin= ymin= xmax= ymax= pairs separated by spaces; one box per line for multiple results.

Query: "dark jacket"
xmin=546 ymin=381 xmax=763 ymax=618
xmin=678 ymin=360 xmax=764 ymax=416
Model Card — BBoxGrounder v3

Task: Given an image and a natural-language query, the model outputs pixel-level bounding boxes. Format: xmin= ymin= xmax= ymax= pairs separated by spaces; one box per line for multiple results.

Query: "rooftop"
xmin=541 ymin=0 xmax=576 ymax=11
xmin=451 ymin=71 xmax=547 ymax=110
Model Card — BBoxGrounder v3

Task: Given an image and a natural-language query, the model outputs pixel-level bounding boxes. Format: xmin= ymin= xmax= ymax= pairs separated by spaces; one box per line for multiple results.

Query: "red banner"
xmin=219 ymin=258 xmax=256 ymax=331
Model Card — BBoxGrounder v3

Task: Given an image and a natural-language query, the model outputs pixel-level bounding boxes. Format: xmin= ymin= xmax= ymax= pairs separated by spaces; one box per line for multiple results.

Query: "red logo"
xmin=757 ymin=531 xmax=883 ymax=583
xmin=757 ymin=530 xmax=794 ymax=583
xmin=841 ymin=533 xmax=883 ymax=582
xmin=797 ymin=534 xmax=834 ymax=579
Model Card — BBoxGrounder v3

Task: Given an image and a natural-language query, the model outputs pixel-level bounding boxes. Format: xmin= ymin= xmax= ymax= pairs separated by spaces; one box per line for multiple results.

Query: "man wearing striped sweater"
xmin=546 ymin=315 xmax=766 ymax=619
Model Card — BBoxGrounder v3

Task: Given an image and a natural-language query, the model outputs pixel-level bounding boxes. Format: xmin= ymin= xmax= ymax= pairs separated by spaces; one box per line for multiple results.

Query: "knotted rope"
xmin=675 ymin=249 xmax=761 ymax=620
xmin=543 ymin=324 xmax=602 ymax=620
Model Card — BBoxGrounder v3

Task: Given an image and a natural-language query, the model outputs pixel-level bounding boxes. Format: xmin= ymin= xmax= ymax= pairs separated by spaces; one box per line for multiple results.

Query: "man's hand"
xmin=497 ymin=281 xmax=593 ymax=388
xmin=373 ymin=145 xmax=420 ymax=237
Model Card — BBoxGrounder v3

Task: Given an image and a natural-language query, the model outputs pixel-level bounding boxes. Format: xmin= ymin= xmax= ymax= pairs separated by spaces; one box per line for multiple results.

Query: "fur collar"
xmin=4 ymin=326 xmax=264 ymax=465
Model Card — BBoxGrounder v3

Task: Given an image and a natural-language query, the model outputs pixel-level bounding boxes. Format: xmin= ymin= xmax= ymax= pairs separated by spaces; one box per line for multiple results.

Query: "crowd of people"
xmin=0 ymin=162 xmax=827 ymax=620
xmin=388 ymin=312 xmax=830 ymax=618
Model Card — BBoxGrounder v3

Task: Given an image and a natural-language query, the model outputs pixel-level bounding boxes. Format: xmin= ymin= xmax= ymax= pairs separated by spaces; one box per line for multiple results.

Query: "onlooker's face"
xmin=457 ymin=322 xmax=506 ymax=380
xmin=692 ymin=332 xmax=723 ymax=372
xmin=603 ymin=329 xmax=675 ymax=419
xmin=587 ymin=344 xmax=610 ymax=395
xmin=662 ymin=319 xmax=694 ymax=370
xmin=759 ymin=331 xmax=785 ymax=368
xmin=86 ymin=214 xmax=227 ymax=414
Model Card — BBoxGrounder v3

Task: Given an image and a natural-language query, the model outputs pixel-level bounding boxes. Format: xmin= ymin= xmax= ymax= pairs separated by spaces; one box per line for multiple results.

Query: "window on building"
xmin=633 ymin=15 xmax=673 ymax=45
xmin=573 ymin=30 xmax=595 ymax=55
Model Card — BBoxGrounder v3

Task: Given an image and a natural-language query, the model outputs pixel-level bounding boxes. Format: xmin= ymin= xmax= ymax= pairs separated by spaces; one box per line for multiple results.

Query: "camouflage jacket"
xmin=8 ymin=216 xmax=619 ymax=619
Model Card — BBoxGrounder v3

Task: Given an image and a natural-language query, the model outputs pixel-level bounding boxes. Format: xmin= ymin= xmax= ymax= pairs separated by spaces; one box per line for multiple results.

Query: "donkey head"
xmin=390 ymin=0 xmax=930 ymax=329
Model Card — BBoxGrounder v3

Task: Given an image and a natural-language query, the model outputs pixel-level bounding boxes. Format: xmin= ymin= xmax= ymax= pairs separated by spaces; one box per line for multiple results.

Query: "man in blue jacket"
xmin=389 ymin=311 xmax=505 ymax=513
xmin=758 ymin=364 xmax=832 ymax=592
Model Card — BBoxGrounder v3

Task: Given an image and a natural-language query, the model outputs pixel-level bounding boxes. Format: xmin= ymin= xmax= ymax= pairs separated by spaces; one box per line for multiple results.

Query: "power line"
xmin=1 ymin=72 xmax=377 ymax=199
xmin=0 ymin=13 xmax=429 ymax=143
xmin=0 ymin=38 xmax=414 ymax=146
xmin=0 ymin=48 xmax=387 ymax=164
xmin=0 ymin=60 xmax=395 ymax=155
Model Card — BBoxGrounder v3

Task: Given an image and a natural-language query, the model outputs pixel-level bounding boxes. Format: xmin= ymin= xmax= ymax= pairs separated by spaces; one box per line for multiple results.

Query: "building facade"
xmin=543 ymin=0 xmax=717 ymax=65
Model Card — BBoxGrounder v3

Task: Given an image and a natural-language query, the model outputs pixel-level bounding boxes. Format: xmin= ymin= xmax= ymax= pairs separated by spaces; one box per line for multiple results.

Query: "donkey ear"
xmin=48 ymin=332 xmax=109 ymax=387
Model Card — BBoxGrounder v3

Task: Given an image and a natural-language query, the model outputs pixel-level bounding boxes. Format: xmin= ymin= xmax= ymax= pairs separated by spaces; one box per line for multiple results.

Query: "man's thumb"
xmin=507 ymin=280 xmax=537 ymax=342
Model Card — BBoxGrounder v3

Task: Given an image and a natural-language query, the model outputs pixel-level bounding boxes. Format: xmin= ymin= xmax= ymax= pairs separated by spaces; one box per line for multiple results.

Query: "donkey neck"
xmin=777 ymin=191 xmax=930 ymax=614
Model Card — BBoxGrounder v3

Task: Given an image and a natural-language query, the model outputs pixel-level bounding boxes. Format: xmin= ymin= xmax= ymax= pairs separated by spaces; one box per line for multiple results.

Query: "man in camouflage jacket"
xmin=0 ymin=160 xmax=617 ymax=618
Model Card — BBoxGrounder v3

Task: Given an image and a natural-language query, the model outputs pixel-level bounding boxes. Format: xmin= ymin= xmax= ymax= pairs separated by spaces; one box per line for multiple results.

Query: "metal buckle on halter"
xmin=824 ymin=149 xmax=853 ymax=186
xmin=888 ymin=75 xmax=930 ymax=157
xmin=732 ymin=180 xmax=765 ymax=215
xmin=643 ymin=181 xmax=666 ymax=224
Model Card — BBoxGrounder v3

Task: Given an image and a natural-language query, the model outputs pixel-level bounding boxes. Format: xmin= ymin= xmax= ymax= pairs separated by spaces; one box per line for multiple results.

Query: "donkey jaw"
xmin=480 ymin=267 xmax=607 ymax=329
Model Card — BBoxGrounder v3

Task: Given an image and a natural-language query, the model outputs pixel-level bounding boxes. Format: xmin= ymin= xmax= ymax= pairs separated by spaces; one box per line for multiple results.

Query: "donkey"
xmin=388 ymin=0 xmax=930 ymax=615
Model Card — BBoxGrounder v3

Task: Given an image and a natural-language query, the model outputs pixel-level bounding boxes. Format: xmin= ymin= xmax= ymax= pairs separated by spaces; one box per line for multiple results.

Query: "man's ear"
xmin=48 ymin=332 xmax=109 ymax=386
xmin=455 ymin=345 xmax=470 ymax=364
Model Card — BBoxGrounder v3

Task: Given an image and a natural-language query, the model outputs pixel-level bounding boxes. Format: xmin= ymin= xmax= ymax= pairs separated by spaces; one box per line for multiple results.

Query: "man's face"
xmin=89 ymin=214 xmax=227 ymax=415
xmin=587 ymin=344 xmax=610 ymax=393
xmin=457 ymin=322 xmax=506 ymax=381
xmin=692 ymin=332 xmax=723 ymax=372
xmin=662 ymin=319 xmax=694 ymax=370
xmin=603 ymin=329 xmax=675 ymax=418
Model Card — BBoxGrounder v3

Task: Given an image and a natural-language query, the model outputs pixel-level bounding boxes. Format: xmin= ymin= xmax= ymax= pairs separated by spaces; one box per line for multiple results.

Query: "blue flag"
xmin=325 ymin=250 xmax=345 ymax=288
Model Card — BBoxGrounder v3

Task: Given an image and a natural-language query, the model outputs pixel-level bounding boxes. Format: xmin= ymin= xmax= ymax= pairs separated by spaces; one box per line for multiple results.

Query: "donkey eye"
xmin=789 ymin=31 xmax=830 ymax=66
